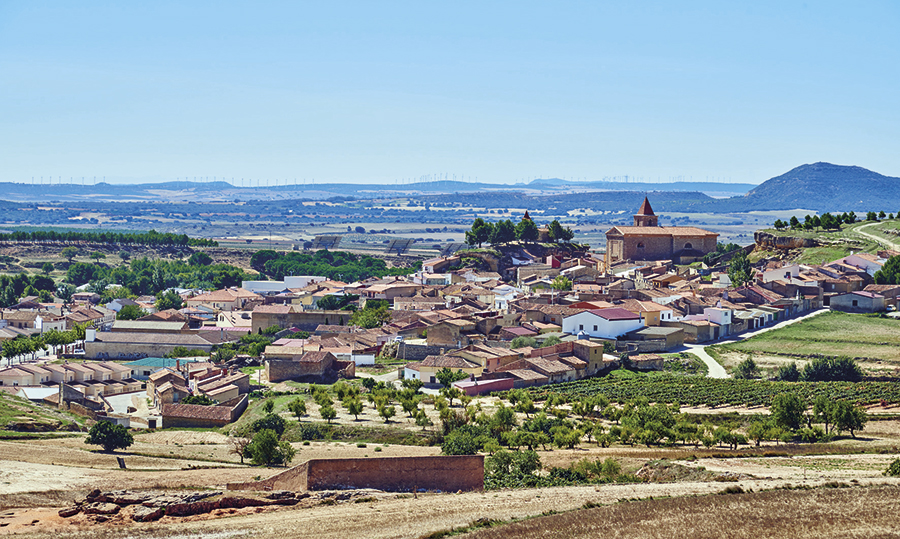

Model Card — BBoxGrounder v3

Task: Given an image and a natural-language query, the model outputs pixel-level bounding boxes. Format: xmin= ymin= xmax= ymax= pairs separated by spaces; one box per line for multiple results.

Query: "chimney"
xmin=176 ymin=359 xmax=181 ymax=371
xmin=439 ymin=348 xmax=445 ymax=355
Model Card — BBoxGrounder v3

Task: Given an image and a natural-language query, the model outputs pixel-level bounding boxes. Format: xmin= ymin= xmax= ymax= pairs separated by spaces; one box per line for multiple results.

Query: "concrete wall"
xmin=227 ymin=455 xmax=484 ymax=493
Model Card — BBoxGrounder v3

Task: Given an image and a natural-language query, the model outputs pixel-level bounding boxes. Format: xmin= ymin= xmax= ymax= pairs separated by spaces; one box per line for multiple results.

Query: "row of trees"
xmin=2 ymin=325 xmax=87 ymax=366
xmin=0 ymin=229 xmax=217 ymax=247
xmin=735 ymin=356 xmax=864 ymax=382
xmin=773 ymin=210 xmax=900 ymax=232
xmin=464 ymin=217 xmax=574 ymax=248
xmin=65 ymin=257 xmax=255 ymax=297
xmin=773 ymin=212 xmax=856 ymax=231
xmin=249 ymin=249 xmax=418 ymax=282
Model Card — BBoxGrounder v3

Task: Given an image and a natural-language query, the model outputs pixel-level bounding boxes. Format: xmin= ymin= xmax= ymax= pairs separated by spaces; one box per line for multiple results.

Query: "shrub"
xmin=85 ymin=421 xmax=133 ymax=452
xmin=263 ymin=399 xmax=275 ymax=414
xmin=775 ymin=362 xmax=801 ymax=382
xmin=251 ymin=413 xmax=287 ymax=436
xmin=442 ymin=425 xmax=486 ymax=455
xmin=801 ymin=356 xmax=863 ymax=382
xmin=181 ymin=394 xmax=215 ymax=406
xmin=884 ymin=458 xmax=900 ymax=477
xmin=733 ymin=357 xmax=761 ymax=380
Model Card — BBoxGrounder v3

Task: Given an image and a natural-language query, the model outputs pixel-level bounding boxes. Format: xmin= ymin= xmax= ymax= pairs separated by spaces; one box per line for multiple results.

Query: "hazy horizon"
xmin=2 ymin=2 xmax=897 ymax=186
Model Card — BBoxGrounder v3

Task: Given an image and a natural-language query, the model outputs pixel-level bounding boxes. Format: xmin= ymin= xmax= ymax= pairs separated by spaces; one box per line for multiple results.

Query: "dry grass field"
xmin=716 ymin=311 xmax=900 ymax=366
xmin=461 ymin=485 xmax=900 ymax=539
xmin=2 ymin=424 xmax=900 ymax=538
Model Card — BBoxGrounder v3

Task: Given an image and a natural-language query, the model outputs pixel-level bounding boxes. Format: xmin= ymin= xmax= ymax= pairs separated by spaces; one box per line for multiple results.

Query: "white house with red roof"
xmin=561 ymin=307 xmax=644 ymax=340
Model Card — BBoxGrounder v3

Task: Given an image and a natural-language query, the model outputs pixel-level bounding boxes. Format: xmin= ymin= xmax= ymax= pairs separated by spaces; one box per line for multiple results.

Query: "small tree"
xmin=728 ymin=251 xmax=753 ymax=287
xmin=61 ymin=246 xmax=78 ymax=262
xmin=319 ymin=404 xmax=337 ymax=423
xmin=435 ymin=367 xmax=469 ymax=388
xmin=228 ymin=432 xmax=251 ymax=464
xmin=85 ymin=421 xmax=133 ymax=452
xmin=515 ymin=218 xmax=539 ymax=243
xmin=288 ymin=398 xmax=307 ymax=419
xmin=770 ymin=393 xmax=806 ymax=432
xmin=345 ymin=398 xmax=363 ymax=420
xmin=830 ymin=400 xmax=867 ymax=438
xmin=378 ymin=404 xmax=396 ymax=423
xmin=41 ymin=262 xmax=54 ymax=274
xmin=245 ymin=429 xmax=295 ymax=467
xmin=251 ymin=413 xmax=287 ymax=436
xmin=465 ymin=218 xmax=494 ymax=248
xmin=415 ymin=409 xmax=433 ymax=431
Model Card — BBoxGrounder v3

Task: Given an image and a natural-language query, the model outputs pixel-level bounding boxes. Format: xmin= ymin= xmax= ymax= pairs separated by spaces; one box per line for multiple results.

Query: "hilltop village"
xmin=1 ymin=198 xmax=895 ymax=430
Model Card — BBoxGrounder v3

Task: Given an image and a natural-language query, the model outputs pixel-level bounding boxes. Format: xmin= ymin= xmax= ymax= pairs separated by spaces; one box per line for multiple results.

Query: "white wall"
xmin=562 ymin=312 xmax=644 ymax=339
xmin=353 ymin=354 xmax=376 ymax=366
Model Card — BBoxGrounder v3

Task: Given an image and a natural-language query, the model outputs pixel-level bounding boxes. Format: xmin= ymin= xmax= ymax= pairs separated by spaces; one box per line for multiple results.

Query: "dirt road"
xmin=852 ymin=222 xmax=900 ymax=250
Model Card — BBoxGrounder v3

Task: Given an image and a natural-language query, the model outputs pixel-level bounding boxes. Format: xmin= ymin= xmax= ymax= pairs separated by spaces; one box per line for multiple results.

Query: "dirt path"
xmin=852 ymin=222 xmax=900 ymax=250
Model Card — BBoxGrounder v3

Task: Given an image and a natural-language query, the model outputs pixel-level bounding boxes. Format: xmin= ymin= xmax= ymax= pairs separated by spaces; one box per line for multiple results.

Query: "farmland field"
xmin=717 ymin=311 xmax=900 ymax=363
xmin=527 ymin=369 xmax=900 ymax=407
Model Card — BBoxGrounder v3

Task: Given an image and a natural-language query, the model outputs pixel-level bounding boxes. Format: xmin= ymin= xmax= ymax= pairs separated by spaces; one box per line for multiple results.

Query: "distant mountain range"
xmin=0 ymin=163 xmax=896 ymax=213
xmin=0 ymin=178 xmax=754 ymax=203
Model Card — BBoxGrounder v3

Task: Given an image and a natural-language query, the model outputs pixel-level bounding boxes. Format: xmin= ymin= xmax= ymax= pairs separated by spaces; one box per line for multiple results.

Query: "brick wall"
xmin=227 ymin=455 xmax=484 ymax=493
xmin=265 ymin=357 xmax=331 ymax=383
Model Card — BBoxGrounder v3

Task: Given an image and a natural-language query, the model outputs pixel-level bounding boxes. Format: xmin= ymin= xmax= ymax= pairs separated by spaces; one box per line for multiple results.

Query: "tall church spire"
xmin=633 ymin=197 xmax=659 ymax=226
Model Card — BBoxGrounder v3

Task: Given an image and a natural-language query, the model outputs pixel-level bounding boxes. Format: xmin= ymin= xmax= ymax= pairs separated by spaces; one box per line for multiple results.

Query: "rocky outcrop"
xmin=754 ymin=231 xmax=820 ymax=250
xmin=59 ymin=489 xmax=313 ymax=523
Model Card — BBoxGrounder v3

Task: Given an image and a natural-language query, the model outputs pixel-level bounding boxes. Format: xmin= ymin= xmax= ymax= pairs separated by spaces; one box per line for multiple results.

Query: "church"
xmin=605 ymin=197 xmax=718 ymax=268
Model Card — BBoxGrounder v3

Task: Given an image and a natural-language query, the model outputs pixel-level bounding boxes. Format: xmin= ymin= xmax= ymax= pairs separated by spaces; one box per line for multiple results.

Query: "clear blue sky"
xmin=1 ymin=1 xmax=898 ymax=185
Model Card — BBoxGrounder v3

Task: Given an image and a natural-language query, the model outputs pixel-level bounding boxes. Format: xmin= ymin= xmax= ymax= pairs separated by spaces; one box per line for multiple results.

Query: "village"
xmin=1 ymin=198 xmax=897 ymax=430
xmin=1 ymin=199 xmax=899 ymax=536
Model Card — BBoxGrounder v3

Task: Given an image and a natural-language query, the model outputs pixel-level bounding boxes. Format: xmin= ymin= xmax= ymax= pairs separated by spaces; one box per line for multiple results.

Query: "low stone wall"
xmin=228 ymin=455 xmax=484 ymax=493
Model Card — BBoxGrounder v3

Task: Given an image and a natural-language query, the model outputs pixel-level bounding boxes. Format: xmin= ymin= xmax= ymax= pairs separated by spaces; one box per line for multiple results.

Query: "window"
xmin=852 ymin=300 xmax=858 ymax=307
xmin=579 ymin=324 xmax=584 ymax=330
xmin=637 ymin=242 xmax=645 ymax=249
xmin=593 ymin=325 xmax=598 ymax=331
xmin=684 ymin=242 xmax=693 ymax=249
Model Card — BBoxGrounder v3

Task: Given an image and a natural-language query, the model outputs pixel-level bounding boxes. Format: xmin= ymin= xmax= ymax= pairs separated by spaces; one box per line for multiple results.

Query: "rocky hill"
xmin=724 ymin=162 xmax=900 ymax=212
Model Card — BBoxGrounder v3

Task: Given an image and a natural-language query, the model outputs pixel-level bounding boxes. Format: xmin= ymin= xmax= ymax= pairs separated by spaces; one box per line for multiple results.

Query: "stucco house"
xmin=562 ymin=308 xmax=644 ymax=340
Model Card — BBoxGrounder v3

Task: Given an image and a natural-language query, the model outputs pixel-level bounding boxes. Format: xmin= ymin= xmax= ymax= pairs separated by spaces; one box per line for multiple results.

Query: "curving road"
xmin=675 ymin=308 xmax=831 ymax=379
xmin=851 ymin=222 xmax=900 ymax=250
